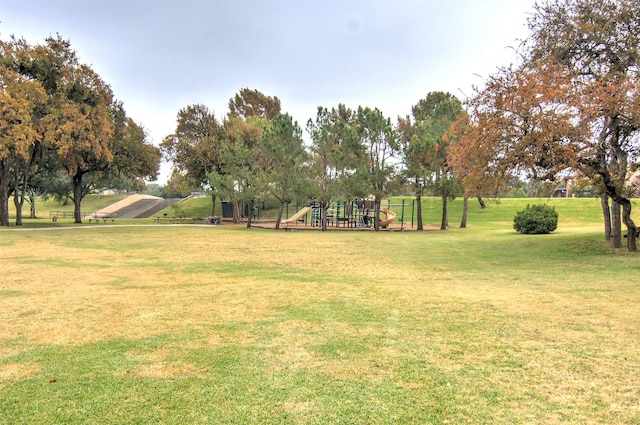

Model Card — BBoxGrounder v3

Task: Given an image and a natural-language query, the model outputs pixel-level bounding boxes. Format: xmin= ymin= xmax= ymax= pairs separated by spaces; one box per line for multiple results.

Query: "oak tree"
xmin=526 ymin=0 xmax=640 ymax=250
xmin=455 ymin=0 xmax=640 ymax=251
xmin=0 ymin=37 xmax=47 ymax=226
xmin=2 ymin=35 xmax=159 ymax=224
xmin=160 ymin=104 xmax=223 ymax=215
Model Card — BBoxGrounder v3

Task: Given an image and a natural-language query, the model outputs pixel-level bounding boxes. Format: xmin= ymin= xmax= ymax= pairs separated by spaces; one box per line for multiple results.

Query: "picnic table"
xmin=86 ymin=213 xmax=115 ymax=224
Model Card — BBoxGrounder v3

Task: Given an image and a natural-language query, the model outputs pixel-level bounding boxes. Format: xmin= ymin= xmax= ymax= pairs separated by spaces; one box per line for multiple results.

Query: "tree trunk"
xmin=596 ymin=154 xmax=636 ymax=251
xmin=477 ymin=196 xmax=486 ymax=209
xmin=600 ymin=193 xmax=612 ymax=241
xmin=245 ymin=199 xmax=254 ymax=228
xmin=210 ymin=193 xmax=217 ymax=217
xmin=13 ymin=193 xmax=24 ymax=226
xmin=621 ymin=199 xmax=637 ymax=252
xmin=13 ymin=164 xmax=30 ymax=226
xmin=275 ymin=202 xmax=284 ymax=230
xmin=0 ymin=158 xmax=9 ymax=227
xmin=416 ymin=194 xmax=423 ymax=231
xmin=232 ymin=199 xmax=241 ymax=224
xmin=611 ymin=200 xmax=622 ymax=249
xmin=373 ymin=198 xmax=380 ymax=231
xmin=321 ymin=202 xmax=328 ymax=232
xmin=460 ymin=195 xmax=469 ymax=228
xmin=73 ymin=173 xmax=84 ymax=224
xmin=440 ymin=194 xmax=448 ymax=230
xmin=29 ymin=194 xmax=37 ymax=219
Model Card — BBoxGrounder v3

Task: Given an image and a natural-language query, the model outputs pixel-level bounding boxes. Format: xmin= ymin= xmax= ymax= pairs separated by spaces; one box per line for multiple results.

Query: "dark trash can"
xmin=221 ymin=201 xmax=233 ymax=218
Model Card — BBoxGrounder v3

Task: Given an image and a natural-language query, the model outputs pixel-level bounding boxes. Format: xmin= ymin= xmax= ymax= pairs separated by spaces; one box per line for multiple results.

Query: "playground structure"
xmin=379 ymin=208 xmax=396 ymax=227
xmin=281 ymin=207 xmax=312 ymax=226
xmin=70 ymin=193 xmax=419 ymax=230
xmin=282 ymin=198 xmax=410 ymax=230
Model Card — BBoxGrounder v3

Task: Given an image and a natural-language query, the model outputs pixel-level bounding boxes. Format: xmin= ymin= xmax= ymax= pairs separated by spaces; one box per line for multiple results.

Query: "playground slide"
xmin=379 ymin=208 xmax=396 ymax=228
xmin=281 ymin=207 xmax=312 ymax=225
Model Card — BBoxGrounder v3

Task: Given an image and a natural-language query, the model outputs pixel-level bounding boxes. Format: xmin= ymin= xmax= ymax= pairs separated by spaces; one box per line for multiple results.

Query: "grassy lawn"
xmin=1 ymin=198 xmax=639 ymax=424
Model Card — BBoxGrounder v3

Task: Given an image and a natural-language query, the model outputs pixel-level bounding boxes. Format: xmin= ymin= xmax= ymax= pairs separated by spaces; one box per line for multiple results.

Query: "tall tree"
xmin=454 ymin=64 xmax=584 ymax=227
xmin=355 ymin=106 xmax=399 ymax=231
xmin=428 ymin=97 xmax=465 ymax=230
xmin=42 ymin=103 xmax=159 ymax=219
xmin=4 ymin=35 xmax=159 ymax=223
xmin=529 ymin=0 xmax=640 ymax=251
xmin=209 ymin=88 xmax=281 ymax=226
xmin=449 ymin=112 xmax=510 ymax=211
xmin=0 ymin=37 xmax=47 ymax=226
xmin=10 ymin=35 xmax=119 ymax=224
xmin=307 ymin=105 xmax=363 ymax=231
xmin=228 ymin=88 xmax=281 ymax=121
xmin=160 ymin=104 xmax=223 ymax=215
xmin=457 ymin=0 xmax=640 ymax=251
xmin=398 ymin=114 xmax=428 ymax=230
xmin=399 ymin=92 xmax=464 ymax=230
xmin=259 ymin=113 xmax=309 ymax=229
xmin=53 ymin=64 xmax=115 ymax=223
xmin=210 ymin=115 xmax=266 ymax=225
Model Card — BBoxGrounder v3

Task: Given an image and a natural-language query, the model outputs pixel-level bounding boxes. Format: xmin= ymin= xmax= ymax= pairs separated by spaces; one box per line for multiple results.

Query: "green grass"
xmin=1 ymin=198 xmax=639 ymax=424
xmin=35 ymin=194 xmax=130 ymax=217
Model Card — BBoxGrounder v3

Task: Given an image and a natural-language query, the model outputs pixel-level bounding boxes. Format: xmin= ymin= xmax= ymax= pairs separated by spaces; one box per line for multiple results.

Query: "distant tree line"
xmin=2 ymin=0 xmax=639 ymax=250
xmin=160 ymin=88 xmax=466 ymax=232
xmin=162 ymin=0 xmax=640 ymax=251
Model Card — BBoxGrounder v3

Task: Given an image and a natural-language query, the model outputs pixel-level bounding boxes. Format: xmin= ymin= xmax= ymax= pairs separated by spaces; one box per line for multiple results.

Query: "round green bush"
xmin=513 ymin=204 xmax=558 ymax=234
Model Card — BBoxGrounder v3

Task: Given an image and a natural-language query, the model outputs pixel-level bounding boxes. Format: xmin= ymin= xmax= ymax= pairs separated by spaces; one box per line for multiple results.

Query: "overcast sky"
xmin=1 ymin=0 xmax=536 ymax=183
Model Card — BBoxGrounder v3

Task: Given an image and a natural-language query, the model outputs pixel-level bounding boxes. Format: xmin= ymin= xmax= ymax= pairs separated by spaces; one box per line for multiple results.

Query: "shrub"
xmin=513 ymin=204 xmax=558 ymax=234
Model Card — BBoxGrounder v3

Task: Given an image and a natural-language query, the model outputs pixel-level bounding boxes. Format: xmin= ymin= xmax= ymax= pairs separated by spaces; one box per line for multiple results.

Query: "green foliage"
xmin=306 ymin=105 xmax=363 ymax=207
xmin=513 ymin=203 xmax=559 ymax=234
xmin=143 ymin=183 xmax=165 ymax=198
xmin=260 ymin=113 xmax=309 ymax=203
xmin=228 ymin=87 xmax=281 ymax=120
xmin=354 ymin=106 xmax=399 ymax=199
xmin=160 ymin=103 xmax=223 ymax=189
xmin=169 ymin=203 xmax=186 ymax=217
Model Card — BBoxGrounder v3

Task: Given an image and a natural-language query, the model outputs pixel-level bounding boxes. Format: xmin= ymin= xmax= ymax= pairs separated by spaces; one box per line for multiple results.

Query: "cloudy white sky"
xmin=1 ymin=0 xmax=536 ymax=183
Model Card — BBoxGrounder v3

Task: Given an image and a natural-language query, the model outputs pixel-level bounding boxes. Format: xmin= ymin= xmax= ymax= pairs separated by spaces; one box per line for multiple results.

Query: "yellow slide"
xmin=281 ymin=207 xmax=312 ymax=226
xmin=379 ymin=208 xmax=396 ymax=228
